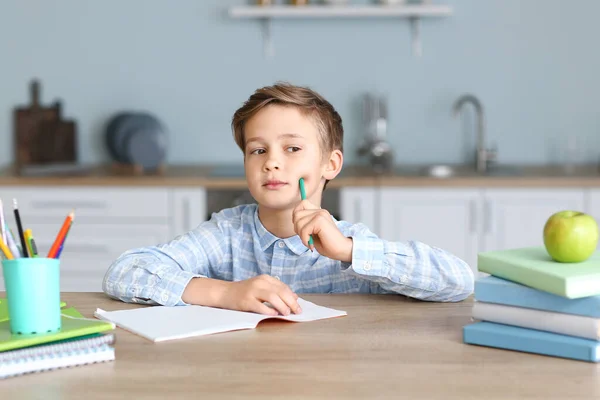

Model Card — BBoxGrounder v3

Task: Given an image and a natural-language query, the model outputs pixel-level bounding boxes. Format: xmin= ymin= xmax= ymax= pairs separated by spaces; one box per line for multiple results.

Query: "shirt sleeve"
xmin=339 ymin=223 xmax=474 ymax=302
xmin=102 ymin=215 xmax=230 ymax=306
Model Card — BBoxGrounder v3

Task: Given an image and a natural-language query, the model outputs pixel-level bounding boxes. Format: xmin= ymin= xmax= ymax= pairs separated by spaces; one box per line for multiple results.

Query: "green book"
xmin=478 ymin=246 xmax=600 ymax=299
xmin=0 ymin=306 xmax=115 ymax=352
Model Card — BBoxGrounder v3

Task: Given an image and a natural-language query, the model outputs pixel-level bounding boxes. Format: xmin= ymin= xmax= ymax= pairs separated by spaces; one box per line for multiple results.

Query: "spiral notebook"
xmin=0 ymin=333 xmax=116 ymax=379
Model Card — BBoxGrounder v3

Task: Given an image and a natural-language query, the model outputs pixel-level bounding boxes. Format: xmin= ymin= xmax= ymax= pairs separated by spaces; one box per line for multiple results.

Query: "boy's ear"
xmin=322 ymin=149 xmax=343 ymax=180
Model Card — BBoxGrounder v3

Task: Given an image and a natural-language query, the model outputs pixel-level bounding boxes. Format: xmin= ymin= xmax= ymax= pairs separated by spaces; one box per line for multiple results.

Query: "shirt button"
xmin=278 ymin=241 xmax=285 ymax=248
xmin=161 ymin=294 xmax=169 ymax=302
xmin=363 ymin=261 xmax=372 ymax=271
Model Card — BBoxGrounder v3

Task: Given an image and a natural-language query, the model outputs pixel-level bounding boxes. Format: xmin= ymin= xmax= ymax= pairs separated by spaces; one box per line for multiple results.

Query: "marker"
xmin=298 ymin=178 xmax=314 ymax=248
xmin=13 ymin=199 xmax=28 ymax=257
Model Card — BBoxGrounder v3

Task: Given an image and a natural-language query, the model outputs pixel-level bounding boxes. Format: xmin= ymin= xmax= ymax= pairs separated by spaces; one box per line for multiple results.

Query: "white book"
xmin=94 ymin=298 xmax=347 ymax=342
xmin=472 ymin=301 xmax=600 ymax=340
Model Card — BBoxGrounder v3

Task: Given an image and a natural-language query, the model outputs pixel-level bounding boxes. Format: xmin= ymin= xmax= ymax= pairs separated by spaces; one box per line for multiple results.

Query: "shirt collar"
xmin=253 ymin=206 xmax=309 ymax=256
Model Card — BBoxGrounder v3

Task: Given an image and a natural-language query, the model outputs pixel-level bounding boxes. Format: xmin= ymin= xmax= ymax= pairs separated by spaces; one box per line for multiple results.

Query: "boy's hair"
xmin=231 ymin=82 xmax=344 ymax=164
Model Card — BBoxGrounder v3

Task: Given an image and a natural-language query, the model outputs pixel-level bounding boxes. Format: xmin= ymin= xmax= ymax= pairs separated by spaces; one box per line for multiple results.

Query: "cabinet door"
xmin=170 ymin=188 xmax=207 ymax=237
xmin=481 ymin=189 xmax=586 ymax=252
xmin=379 ymin=188 xmax=480 ymax=274
xmin=339 ymin=187 xmax=378 ymax=235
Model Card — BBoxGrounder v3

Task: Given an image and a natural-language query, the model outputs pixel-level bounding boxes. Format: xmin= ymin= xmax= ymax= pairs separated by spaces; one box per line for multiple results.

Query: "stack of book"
xmin=0 ymin=298 xmax=116 ymax=379
xmin=463 ymin=246 xmax=600 ymax=362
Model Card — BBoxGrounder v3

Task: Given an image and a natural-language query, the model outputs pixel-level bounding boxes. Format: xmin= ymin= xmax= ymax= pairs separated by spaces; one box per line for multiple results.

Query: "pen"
xmin=56 ymin=244 xmax=64 ymax=259
xmin=298 ymin=178 xmax=314 ymax=247
xmin=47 ymin=210 xmax=75 ymax=259
xmin=30 ymin=237 xmax=39 ymax=258
xmin=13 ymin=199 xmax=28 ymax=258
xmin=0 ymin=199 xmax=6 ymax=245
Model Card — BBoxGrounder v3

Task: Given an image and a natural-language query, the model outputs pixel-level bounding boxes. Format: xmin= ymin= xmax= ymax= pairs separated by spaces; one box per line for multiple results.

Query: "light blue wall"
xmin=1 ymin=0 xmax=599 ymax=167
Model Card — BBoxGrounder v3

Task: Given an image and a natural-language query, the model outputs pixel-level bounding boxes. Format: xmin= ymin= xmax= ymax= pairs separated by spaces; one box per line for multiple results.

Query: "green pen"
xmin=298 ymin=178 xmax=314 ymax=247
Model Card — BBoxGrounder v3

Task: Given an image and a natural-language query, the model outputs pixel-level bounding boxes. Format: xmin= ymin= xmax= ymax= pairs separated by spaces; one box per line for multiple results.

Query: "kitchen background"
xmin=2 ymin=0 xmax=599 ymax=167
xmin=1 ymin=0 xmax=600 ymax=291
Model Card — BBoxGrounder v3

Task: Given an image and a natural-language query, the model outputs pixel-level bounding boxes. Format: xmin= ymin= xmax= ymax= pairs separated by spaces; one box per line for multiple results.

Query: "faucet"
xmin=452 ymin=94 xmax=497 ymax=173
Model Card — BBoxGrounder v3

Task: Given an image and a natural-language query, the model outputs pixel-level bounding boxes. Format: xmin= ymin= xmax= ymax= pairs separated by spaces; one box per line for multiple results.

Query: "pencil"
xmin=13 ymin=199 xmax=28 ymax=258
xmin=24 ymin=229 xmax=34 ymax=259
xmin=47 ymin=210 xmax=75 ymax=259
xmin=0 ymin=239 xmax=14 ymax=260
xmin=298 ymin=178 xmax=314 ymax=247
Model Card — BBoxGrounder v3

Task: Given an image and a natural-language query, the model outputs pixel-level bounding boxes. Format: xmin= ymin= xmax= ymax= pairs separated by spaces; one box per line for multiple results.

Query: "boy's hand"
xmin=292 ymin=200 xmax=353 ymax=262
xmin=221 ymin=275 xmax=302 ymax=316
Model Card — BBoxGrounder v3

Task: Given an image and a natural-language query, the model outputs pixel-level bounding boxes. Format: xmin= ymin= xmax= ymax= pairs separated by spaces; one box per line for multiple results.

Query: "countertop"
xmin=1 ymin=163 xmax=600 ymax=189
xmin=4 ymin=292 xmax=598 ymax=400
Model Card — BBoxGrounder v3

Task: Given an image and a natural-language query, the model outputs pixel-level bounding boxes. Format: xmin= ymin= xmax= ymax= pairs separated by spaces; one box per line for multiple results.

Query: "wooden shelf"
xmin=228 ymin=4 xmax=453 ymax=58
xmin=228 ymin=5 xmax=452 ymax=19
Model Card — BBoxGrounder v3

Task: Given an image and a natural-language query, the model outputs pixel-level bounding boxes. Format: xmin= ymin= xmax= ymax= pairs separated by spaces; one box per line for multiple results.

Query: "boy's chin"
xmin=256 ymin=196 xmax=298 ymax=211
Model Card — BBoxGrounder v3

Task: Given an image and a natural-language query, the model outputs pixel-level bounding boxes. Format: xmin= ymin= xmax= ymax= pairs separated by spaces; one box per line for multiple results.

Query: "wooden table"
xmin=2 ymin=293 xmax=600 ymax=399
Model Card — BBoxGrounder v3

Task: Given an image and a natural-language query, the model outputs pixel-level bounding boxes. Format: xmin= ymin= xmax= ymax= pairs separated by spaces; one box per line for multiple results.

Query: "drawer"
xmin=0 ymin=223 xmax=171 ymax=292
xmin=0 ymin=187 xmax=170 ymax=219
xmin=23 ymin=223 xmax=171 ymax=258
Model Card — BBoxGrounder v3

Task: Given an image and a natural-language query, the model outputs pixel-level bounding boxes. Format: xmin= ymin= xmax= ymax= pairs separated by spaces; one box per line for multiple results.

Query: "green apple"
xmin=543 ymin=210 xmax=599 ymax=263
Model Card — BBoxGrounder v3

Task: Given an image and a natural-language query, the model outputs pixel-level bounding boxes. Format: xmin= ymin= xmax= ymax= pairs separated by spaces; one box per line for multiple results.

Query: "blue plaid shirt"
xmin=103 ymin=204 xmax=474 ymax=306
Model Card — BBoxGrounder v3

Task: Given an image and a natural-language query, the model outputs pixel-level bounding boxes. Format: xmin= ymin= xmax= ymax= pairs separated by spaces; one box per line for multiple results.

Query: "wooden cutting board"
xmin=13 ymin=80 xmax=77 ymax=172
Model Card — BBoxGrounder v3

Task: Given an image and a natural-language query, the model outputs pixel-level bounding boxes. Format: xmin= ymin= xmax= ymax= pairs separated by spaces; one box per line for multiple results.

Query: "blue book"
xmin=463 ymin=322 xmax=600 ymax=362
xmin=475 ymin=276 xmax=600 ymax=318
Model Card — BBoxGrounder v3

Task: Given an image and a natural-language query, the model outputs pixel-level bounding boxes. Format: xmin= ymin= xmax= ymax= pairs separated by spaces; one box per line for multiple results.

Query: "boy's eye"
xmin=286 ymin=146 xmax=301 ymax=153
xmin=250 ymin=148 xmax=266 ymax=155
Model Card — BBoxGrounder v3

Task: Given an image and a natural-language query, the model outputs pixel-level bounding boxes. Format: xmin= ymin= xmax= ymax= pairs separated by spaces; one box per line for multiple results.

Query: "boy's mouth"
xmin=263 ymin=180 xmax=288 ymax=190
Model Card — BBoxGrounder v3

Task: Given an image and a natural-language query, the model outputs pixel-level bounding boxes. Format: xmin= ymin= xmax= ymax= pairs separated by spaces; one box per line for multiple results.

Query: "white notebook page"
xmin=94 ymin=298 xmax=347 ymax=342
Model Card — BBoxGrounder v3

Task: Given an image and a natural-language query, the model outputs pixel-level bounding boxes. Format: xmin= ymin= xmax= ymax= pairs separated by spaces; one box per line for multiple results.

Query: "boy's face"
xmin=243 ymin=104 xmax=341 ymax=211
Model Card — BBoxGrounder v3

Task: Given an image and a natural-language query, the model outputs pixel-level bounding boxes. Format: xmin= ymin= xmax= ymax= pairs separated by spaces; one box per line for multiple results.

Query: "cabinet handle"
xmin=354 ymin=197 xmax=361 ymax=224
xmin=182 ymin=197 xmax=190 ymax=232
xmin=31 ymin=201 xmax=107 ymax=210
xmin=469 ymin=200 xmax=476 ymax=234
xmin=484 ymin=200 xmax=494 ymax=235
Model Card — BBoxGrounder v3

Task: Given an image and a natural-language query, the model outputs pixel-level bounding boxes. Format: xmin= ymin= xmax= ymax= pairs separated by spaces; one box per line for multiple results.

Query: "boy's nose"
xmin=263 ymin=159 xmax=280 ymax=171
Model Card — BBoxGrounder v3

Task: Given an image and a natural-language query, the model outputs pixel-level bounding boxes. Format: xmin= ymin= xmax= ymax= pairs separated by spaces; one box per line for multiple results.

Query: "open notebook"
xmin=94 ymin=298 xmax=347 ymax=342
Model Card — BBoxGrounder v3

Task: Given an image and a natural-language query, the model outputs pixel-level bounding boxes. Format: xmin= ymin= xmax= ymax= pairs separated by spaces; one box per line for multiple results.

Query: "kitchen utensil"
xmin=13 ymin=80 xmax=61 ymax=170
xmin=105 ymin=112 xmax=167 ymax=172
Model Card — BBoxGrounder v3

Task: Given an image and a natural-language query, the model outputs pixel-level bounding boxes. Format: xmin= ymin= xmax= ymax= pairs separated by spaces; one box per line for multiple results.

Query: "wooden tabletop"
xmin=3 ymin=293 xmax=600 ymax=399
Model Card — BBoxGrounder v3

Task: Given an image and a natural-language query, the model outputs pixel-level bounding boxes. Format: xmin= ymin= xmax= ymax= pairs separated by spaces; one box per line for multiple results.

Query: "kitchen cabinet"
xmin=481 ymin=189 xmax=586 ymax=253
xmin=339 ymin=187 xmax=379 ymax=235
xmin=0 ymin=186 xmax=207 ymax=292
xmin=376 ymin=188 xmax=587 ymax=275
xmin=578 ymin=189 xmax=600 ymax=248
xmin=171 ymin=188 xmax=207 ymax=237
xmin=378 ymin=188 xmax=480 ymax=273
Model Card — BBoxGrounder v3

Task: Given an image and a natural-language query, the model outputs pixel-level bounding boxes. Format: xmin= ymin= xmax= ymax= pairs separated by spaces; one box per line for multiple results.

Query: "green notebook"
xmin=478 ymin=246 xmax=600 ymax=299
xmin=0 ymin=305 xmax=115 ymax=352
xmin=0 ymin=298 xmax=67 ymax=323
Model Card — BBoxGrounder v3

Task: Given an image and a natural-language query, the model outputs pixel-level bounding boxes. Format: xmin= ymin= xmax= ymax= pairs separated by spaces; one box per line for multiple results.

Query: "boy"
xmin=103 ymin=82 xmax=474 ymax=316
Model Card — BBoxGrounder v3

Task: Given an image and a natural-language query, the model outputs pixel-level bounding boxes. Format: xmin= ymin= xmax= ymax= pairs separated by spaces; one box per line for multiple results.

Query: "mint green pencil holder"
xmin=2 ymin=258 xmax=61 ymax=335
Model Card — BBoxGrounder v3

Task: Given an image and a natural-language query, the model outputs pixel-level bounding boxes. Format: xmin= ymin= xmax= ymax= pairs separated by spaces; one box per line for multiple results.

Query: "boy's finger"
xmin=293 ymin=213 xmax=315 ymax=237
xmin=279 ymin=289 xmax=302 ymax=314
xmin=265 ymin=294 xmax=291 ymax=316
xmin=253 ymin=302 xmax=279 ymax=316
